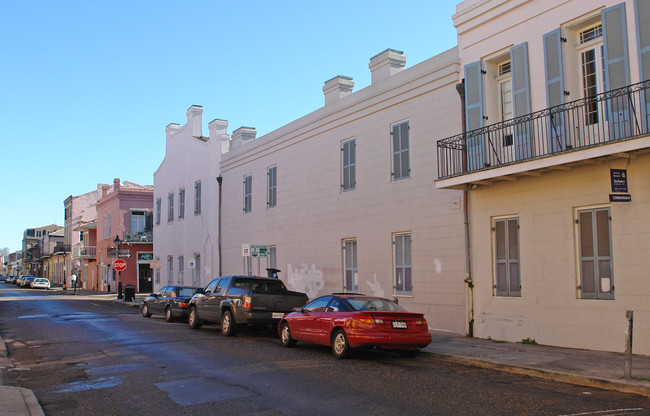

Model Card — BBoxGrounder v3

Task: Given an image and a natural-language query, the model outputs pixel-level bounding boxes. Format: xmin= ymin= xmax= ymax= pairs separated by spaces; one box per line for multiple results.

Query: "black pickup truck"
xmin=187 ymin=275 xmax=309 ymax=336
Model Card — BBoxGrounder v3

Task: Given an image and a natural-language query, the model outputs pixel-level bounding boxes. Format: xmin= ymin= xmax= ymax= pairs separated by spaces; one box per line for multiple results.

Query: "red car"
xmin=278 ymin=294 xmax=432 ymax=358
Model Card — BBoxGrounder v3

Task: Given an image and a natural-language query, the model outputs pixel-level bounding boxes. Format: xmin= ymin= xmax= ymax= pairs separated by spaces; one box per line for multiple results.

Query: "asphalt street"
xmin=1 ymin=286 xmax=649 ymax=416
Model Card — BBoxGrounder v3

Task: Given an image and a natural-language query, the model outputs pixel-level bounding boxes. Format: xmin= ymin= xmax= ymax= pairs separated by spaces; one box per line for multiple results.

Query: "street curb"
xmin=423 ymin=352 xmax=650 ymax=398
xmin=0 ymin=386 xmax=45 ymax=416
xmin=0 ymin=334 xmax=6 ymax=358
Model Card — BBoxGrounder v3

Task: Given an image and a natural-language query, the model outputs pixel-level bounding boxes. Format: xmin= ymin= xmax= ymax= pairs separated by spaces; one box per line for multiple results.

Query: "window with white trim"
xmin=194 ymin=181 xmax=201 ymax=215
xmin=194 ymin=253 xmax=201 ymax=287
xmin=494 ymin=217 xmax=521 ymax=297
xmin=178 ymin=255 xmax=184 ymax=284
xmin=155 ymin=256 xmax=160 ymax=283
xmin=178 ymin=188 xmax=185 ymax=219
xmin=243 ymin=175 xmax=252 ymax=213
xmin=267 ymin=166 xmax=277 ymax=208
xmin=342 ymin=139 xmax=356 ymax=191
xmin=167 ymin=192 xmax=174 ymax=223
xmin=391 ymin=122 xmax=410 ymax=181
xmin=343 ymin=239 xmax=357 ymax=292
xmin=155 ymin=198 xmax=161 ymax=225
xmin=577 ymin=207 xmax=613 ymax=300
xmin=394 ymin=233 xmax=412 ymax=295
xmin=167 ymin=255 xmax=173 ymax=284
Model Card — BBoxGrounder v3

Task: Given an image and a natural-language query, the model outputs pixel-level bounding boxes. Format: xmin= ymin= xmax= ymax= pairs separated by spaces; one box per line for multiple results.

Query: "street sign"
xmin=251 ymin=244 xmax=268 ymax=258
xmin=242 ymin=244 xmax=251 ymax=257
xmin=117 ymin=252 xmax=132 ymax=258
xmin=112 ymin=259 xmax=127 ymax=271
xmin=188 ymin=258 xmax=195 ymax=269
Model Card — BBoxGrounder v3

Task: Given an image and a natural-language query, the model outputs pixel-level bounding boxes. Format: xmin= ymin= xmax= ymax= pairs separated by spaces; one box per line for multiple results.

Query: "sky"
xmin=0 ymin=1 xmax=459 ymax=253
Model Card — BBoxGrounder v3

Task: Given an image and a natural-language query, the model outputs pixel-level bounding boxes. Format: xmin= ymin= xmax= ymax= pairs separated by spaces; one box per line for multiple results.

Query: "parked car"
xmin=0 ymin=275 xmax=5 ymax=282
xmin=30 ymin=278 xmax=50 ymax=290
xmin=4 ymin=276 xmax=13 ymax=284
xmin=20 ymin=276 xmax=37 ymax=287
xmin=141 ymin=285 xmax=203 ymax=322
xmin=188 ymin=276 xmax=309 ymax=336
xmin=278 ymin=294 xmax=433 ymax=359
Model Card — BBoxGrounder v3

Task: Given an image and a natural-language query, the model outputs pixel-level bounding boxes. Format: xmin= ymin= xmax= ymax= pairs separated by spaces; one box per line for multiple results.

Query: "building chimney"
xmin=102 ymin=185 xmax=109 ymax=198
xmin=186 ymin=105 xmax=203 ymax=138
xmin=113 ymin=178 xmax=120 ymax=191
xmin=165 ymin=123 xmax=180 ymax=139
xmin=209 ymin=118 xmax=230 ymax=154
xmin=369 ymin=49 xmax=406 ymax=84
xmin=231 ymin=127 xmax=257 ymax=149
xmin=323 ymin=75 xmax=354 ymax=106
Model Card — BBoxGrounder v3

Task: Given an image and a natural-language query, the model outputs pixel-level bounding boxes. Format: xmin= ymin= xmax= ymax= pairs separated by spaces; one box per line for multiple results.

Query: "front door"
xmin=139 ymin=264 xmax=153 ymax=293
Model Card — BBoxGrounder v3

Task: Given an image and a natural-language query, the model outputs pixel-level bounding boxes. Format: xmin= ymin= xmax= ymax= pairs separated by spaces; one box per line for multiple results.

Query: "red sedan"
xmin=278 ymin=294 xmax=432 ymax=358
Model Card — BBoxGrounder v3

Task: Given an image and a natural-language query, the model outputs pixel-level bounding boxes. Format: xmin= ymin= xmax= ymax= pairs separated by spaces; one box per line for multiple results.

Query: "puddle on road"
xmin=86 ymin=363 xmax=145 ymax=376
xmin=18 ymin=312 xmax=119 ymax=322
xmin=55 ymin=376 xmax=123 ymax=393
xmin=155 ymin=377 xmax=257 ymax=406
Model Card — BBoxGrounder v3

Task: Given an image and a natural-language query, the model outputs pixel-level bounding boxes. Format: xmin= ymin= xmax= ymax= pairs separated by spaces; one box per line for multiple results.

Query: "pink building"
xmin=96 ymin=178 xmax=154 ymax=294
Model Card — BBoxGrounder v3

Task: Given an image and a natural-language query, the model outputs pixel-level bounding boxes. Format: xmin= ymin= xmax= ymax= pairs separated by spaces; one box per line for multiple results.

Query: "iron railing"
xmin=72 ymin=245 xmax=96 ymax=259
xmin=123 ymin=230 xmax=153 ymax=243
xmin=437 ymin=80 xmax=650 ymax=179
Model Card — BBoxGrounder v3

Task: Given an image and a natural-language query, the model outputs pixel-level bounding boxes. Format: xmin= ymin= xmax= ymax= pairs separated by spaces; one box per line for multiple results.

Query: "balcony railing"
xmin=123 ymin=230 xmax=153 ymax=243
xmin=53 ymin=244 xmax=71 ymax=254
xmin=72 ymin=245 xmax=96 ymax=259
xmin=437 ymin=80 xmax=650 ymax=179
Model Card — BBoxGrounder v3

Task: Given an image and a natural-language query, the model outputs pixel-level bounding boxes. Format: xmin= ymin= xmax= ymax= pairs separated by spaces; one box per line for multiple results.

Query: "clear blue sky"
xmin=0 ymin=1 xmax=458 ymax=253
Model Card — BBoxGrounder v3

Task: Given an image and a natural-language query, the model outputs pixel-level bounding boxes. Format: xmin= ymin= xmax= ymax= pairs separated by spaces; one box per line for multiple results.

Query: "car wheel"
xmin=188 ymin=307 xmax=202 ymax=329
xmin=280 ymin=322 xmax=297 ymax=347
xmin=142 ymin=304 xmax=152 ymax=318
xmin=165 ymin=307 xmax=174 ymax=322
xmin=399 ymin=349 xmax=419 ymax=358
xmin=331 ymin=329 xmax=351 ymax=359
xmin=221 ymin=310 xmax=236 ymax=337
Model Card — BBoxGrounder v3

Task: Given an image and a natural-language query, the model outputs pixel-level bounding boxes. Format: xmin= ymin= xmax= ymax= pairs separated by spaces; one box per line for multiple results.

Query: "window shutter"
xmin=495 ymin=220 xmax=508 ymax=296
xmin=603 ymin=3 xmax=631 ymax=139
xmin=507 ymin=219 xmax=521 ymax=297
xmin=579 ymin=211 xmax=597 ymax=298
xmin=400 ymin=122 xmax=410 ymax=178
xmin=636 ymin=0 xmax=650 ymax=131
xmin=510 ymin=42 xmax=533 ymax=160
xmin=543 ymin=28 xmax=566 ymax=152
xmin=464 ymin=61 xmax=485 ymax=170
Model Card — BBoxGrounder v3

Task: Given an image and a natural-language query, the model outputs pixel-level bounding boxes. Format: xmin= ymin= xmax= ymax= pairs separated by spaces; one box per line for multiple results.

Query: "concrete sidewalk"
xmin=1 ymin=291 xmax=649 ymax=415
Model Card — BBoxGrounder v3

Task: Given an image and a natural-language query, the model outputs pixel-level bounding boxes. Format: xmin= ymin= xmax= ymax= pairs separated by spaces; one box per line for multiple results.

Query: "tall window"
xmin=155 ymin=256 xmax=160 ymax=283
xmin=243 ymin=175 xmax=252 ymax=213
xmin=178 ymin=188 xmax=185 ymax=219
xmin=131 ymin=210 xmax=146 ymax=233
xmin=394 ymin=233 xmax=412 ymax=295
xmin=103 ymin=215 xmax=107 ymax=239
xmin=343 ymin=239 xmax=357 ymax=292
xmin=194 ymin=181 xmax=201 ymax=215
xmin=107 ymin=213 xmax=111 ymax=238
xmin=494 ymin=217 xmax=521 ymax=297
xmin=167 ymin=255 xmax=173 ymax=284
xmin=178 ymin=255 xmax=184 ymax=284
xmin=155 ymin=198 xmax=161 ymax=225
xmin=269 ymin=246 xmax=277 ymax=269
xmin=267 ymin=166 xmax=277 ymax=208
xmin=167 ymin=192 xmax=174 ymax=223
xmin=342 ymin=139 xmax=356 ymax=191
xmin=392 ymin=121 xmax=410 ymax=181
xmin=578 ymin=24 xmax=604 ymax=125
xmin=578 ymin=207 xmax=613 ymax=300
xmin=194 ymin=253 xmax=201 ymax=287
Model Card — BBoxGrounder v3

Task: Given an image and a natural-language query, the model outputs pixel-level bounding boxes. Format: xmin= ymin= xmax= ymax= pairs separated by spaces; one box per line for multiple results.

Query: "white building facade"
xmin=218 ymin=48 xmax=468 ymax=334
xmin=436 ymin=0 xmax=650 ymax=354
xmin=153 ymin=106 xmax=229 ymax=292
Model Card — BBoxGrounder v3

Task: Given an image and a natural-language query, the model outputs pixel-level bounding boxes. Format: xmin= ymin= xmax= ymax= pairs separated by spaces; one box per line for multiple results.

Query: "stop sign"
xmin=112 ymin=259 xmax=127 ymax=271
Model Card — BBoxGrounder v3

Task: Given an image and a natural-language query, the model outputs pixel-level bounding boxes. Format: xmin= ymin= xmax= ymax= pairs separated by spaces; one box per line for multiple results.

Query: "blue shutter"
xmin=603 ymin=3 xmax=631 ymax=139
xmin=635 ymin=0 xmax=650 ymax=132
xmin=543 ymin=28 xmax=566 ymax=152
xmin=464 ymin=61 xmax=485 ymax=170
xmin=510 ymin=42 xmax=533 ymax=160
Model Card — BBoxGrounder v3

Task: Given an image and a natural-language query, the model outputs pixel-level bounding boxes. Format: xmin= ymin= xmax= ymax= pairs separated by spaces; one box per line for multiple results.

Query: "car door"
xmin=151 ymin=287 xmax=169 ymax=315
xmin=194 ymin=279 xmax=219 ymax=321
xmin=316 ymin=297 xmax=348 ymax=343
xmin=292 ymin=296 xmax=331 ymax=344
xmin=211 ymin=277 xmax=231 ymax=322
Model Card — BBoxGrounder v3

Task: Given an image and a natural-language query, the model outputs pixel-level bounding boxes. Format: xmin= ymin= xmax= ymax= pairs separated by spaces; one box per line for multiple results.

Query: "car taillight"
xmin=415 ymin=317 xmax=428 ymax=326
xmin=243 ymin=296 xmax=252 ymax=310
xmin=355 ymin=314 xmax=376 ymax=325
xmin=179 ymin=302 xmax=189 ymax=308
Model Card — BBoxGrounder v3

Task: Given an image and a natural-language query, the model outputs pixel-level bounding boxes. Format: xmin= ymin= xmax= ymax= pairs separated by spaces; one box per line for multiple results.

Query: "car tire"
xmin=142 ymin=304 xmax=152 ymax=318
xmin=221 ymin=310 xmax=236 ymax=337
xmin=188 ymin=307 xmax=202 ymax=329
xmin=331 ymin=329 xmax=351 ymax=359
xmin=165 ymin=307 xmax=174 ymax=322
xmin=280 ymin=322 xmax=297 ymax=347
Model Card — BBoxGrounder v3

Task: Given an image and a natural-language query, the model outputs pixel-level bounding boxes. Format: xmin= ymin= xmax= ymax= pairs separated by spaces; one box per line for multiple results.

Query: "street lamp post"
xmin=114 ymin=235 xmax=123 ymax=299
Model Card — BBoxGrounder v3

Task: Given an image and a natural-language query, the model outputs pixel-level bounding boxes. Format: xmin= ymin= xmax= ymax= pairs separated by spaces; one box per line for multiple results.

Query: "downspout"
xmin=456 ymin=80 xmax=474 ymax=338
xmin=217 ymin=175 xmax=223 ymax=276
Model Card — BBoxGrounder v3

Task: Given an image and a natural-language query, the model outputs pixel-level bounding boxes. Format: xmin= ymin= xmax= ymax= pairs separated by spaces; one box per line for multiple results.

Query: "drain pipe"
xmin=456 ymin=81 xmax=474 ymax=337
xmin=217 ymin=175 xmax=223 ymax=276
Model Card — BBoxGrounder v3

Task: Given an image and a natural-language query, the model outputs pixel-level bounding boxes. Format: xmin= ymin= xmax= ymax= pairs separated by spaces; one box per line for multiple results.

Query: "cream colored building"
xmin=218 ymin=48 xmax=467 ymax=333
xmin=437 ymin=0 xmax=650 ymax=354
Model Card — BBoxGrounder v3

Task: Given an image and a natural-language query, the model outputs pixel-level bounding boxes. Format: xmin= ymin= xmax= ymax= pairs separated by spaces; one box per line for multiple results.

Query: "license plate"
xmin=272 ymin=312 xmax=285 ymax=319
xmin=392 ymin=320 xmax=407 ymax=329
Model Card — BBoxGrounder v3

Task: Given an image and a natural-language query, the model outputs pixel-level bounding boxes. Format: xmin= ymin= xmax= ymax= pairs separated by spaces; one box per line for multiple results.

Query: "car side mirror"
xmin=293 ymin=307 xmax=303 ymax=312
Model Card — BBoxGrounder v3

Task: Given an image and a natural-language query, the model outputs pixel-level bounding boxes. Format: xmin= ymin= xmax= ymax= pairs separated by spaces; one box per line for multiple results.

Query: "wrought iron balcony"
xmin=72 ymin=245 xmax=96 ymax=259
xmin=52 ymin=244 xmax=70 ymax=254
xmin=123 ymin=230 xmax=153 ymax=243
xmin=437 ymin=80 xmax=650 ymax=180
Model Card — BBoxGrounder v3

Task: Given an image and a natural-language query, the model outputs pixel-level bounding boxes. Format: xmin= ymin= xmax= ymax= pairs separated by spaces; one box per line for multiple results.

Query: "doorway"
xmin=139 ymin=263 xmax=153 ymax=293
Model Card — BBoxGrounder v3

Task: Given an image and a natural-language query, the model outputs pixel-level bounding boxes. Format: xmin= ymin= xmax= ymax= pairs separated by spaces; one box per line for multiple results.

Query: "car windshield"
xmin=346 ymin=297 xmax=407 ymax=312
xmin=178 ymin=287 xmax=196 ymax=297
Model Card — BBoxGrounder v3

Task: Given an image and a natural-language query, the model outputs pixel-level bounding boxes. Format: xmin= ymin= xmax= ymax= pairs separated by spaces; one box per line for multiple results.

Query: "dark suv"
xmin=188 ymin=276 xmax=308 ymax=336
